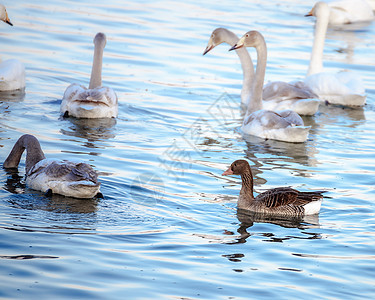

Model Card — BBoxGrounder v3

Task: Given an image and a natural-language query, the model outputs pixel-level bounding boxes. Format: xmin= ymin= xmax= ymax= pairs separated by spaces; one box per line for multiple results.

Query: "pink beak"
xmin=222 ymin=167 xmax=233 ymax=176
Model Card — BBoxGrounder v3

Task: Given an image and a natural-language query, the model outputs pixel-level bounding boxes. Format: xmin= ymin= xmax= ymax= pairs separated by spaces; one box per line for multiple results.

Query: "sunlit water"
xmin=1 ymin=0 xmax=375 ymax=299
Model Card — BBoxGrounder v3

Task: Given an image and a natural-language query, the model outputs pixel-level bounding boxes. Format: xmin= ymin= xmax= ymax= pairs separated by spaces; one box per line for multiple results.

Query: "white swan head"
xmin=229 ymin=31 xmax=263 ymax=51
xmin=203 ymin=28 xmax=230 ymax=55
xmin=0 ymin=4 xmax=12 ymax=26
xmin=305 ymin=1 xmax=330 ymax=20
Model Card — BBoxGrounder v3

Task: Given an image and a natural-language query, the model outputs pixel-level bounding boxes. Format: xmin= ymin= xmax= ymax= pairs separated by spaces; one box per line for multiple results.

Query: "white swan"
xmin=230 ymin=31 xmax=310 ymax=143
xmin=304 ymin=1 xmax=367 ymax=106
xmin=308 ymin=0 xmax=374 ymax=25
xmin=0 ymin=5 xmax=25 ymax=92
xmin=0 ymin=58 xmax=25 ymax=91
xmin=203 ymin=28 xmax=320 ymax=116
xmin=3 ymin=134 xmax=101 ymax=198
xmin=0 ymin=4 xmax=12 ymax=25
xmin=61 ymin=32 xmax=118 ymax=118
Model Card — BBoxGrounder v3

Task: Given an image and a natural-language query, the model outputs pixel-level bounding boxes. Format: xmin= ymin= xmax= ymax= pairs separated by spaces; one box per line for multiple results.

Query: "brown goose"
xmin=222 ymin=159 xmax=324 ymax=216
xmin=3 ymin=134 xmax=101 ymax=198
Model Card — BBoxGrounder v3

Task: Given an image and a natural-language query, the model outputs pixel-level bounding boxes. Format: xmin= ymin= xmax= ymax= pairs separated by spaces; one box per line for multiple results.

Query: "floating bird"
xmin=3 ymin=134 xmax=101 ymax=198
xmin=204 ymin=28 xmax=320 ymax=116
xmin=222 ymin=159 xmax=325 ymax=216
xmin=230 ymin=31 xmax=310 ymax=143
xmin=304 ymin=1 xmax=367 ymax=106
xmin=61 ymin=32 xmax=118 ymax=118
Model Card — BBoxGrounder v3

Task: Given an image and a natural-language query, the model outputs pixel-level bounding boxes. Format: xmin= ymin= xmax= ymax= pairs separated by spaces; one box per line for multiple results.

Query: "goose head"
xmin=222 ymin=159 xmax=250 ymax=176
xmin=0 ymin=4 xmax=12 ymax=26
xmin=203 ymin=28 xmax=229 ymax=55
xmin=229 ymin=31 xmax=262 ymax=51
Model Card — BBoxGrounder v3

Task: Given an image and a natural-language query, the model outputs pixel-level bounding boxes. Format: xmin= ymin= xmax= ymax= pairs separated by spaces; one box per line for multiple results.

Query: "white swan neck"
xmin=246 ymin=35 xmax=266 ymax=115
xmin=220 ymin=29 xmax=254 ymax=104
xmin=89 ymin=39 xmax=105 ymax=89
xmin=307 ymin=7 xmax=329 ymax=76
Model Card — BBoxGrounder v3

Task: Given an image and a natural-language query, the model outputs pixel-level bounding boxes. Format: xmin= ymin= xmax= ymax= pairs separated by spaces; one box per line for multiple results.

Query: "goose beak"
xmin=222 ymin=167 xmax=233 ymax=176
xmin=203 ymin=44 xmax=213 ymax=55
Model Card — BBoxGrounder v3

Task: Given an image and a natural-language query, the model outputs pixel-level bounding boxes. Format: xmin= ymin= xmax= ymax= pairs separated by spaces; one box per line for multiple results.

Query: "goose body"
xmin=203 ymin=28 xmax=320 ymax=116
xmin=61 ymin=32 xmax=118 ymax=118
xmin=304 ymin=1 xmax=366 ymax=106
xmin=3 ymin=134 xmax=100 ymax=198
xmin=230 ymin=31 xmax=310 ymax=143
xmin=223 ymin=160 xmax=324 ymax=216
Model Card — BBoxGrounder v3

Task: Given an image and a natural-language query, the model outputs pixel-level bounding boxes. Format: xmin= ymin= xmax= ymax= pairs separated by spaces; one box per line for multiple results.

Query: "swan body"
xmin=3 ymin=134 xmax=101 ymax=198
xmin=203 ymin=28 xmax=320 ymax=116
xmin=0 ymin=4 xmax=12 ymax=26
xmin=310 ymin=0 xmax=375 ymax=25
xmin=61 ymin=32 xmax=118 ymax=118
xmin=230 ymin=31 xmax=310 ymax=143
xmin=223 ymin=160 xmax=324 ymax=216
xmin=0 ymin=58 xmax=25 ymax=91
xmin=305 ymin=1 xmax=367 ymax=106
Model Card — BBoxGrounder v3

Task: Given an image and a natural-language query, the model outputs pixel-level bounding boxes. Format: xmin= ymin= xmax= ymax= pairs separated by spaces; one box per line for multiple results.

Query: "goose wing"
xmin=256 ymin=187 xmax=307 ymax=208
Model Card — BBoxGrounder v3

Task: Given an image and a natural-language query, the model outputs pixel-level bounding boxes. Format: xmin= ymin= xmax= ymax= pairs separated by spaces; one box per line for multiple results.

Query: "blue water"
xmin=1 ymin=0 xmax=375 ymax=299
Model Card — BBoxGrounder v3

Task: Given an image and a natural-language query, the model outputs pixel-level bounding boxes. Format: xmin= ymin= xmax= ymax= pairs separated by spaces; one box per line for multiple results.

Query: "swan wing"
xmin=304 ymin=71 xmax=366 ymax=106
xmin=0 ymin=59 xmax=26 ymax=91
xmin=328 ymin=0 xmax=374 ymax=24
xmin=263 ymin=81 xmax=317 ymax=101
xmin=61 ymin=84 xmax=118 ymax=118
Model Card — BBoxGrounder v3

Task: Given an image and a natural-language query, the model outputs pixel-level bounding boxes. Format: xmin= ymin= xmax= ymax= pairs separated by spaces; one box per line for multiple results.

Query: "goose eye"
xmin=245 ymin=34 xmax=249 ymax=38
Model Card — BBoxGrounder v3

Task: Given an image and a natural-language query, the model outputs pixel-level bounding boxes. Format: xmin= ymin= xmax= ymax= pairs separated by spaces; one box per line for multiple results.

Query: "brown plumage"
xmin=222 ymin=159 xmax=325 ymax=216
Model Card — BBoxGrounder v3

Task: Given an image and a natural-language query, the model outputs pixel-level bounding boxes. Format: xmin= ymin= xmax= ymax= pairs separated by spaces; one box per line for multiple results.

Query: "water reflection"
xmin=0 ymin=89 xmax=26 ymax=103
xmin=242 ymin=133 xmax=319 ymax=178
xmin=318 ymin=103 xmax=366 ymax=125
xmin=60 ymin=117 xmax=117 ymax=149
xmin=231 ymin=209 xmax=321 ymax=244
xmin=327 ymin=23 xmax=372 ymax=64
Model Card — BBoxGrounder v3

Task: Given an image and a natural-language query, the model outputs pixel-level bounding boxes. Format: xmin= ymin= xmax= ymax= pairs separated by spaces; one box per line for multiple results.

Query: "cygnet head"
xmin=94 ymin=32 xmax=107 ymax=48
xmin=305 ymin=1 xmax=330 ymax=19
xmin=0 ymin=4 xmax=13 ymax=26
xmin=229 ymin=31 xmax=262 ymax=51
xmin=203 ymin=28 xmax=228 ymax=55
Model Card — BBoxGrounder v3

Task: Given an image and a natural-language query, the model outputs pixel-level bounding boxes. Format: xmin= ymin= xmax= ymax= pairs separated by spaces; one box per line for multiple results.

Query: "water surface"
xmin=1 ymin=0 xmax=375 ymax=299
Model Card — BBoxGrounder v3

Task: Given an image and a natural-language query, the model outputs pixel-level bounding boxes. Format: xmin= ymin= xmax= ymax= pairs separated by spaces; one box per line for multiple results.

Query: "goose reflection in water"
xmin=60 ymin=117 xmax=116 ymax=149
xmin=228 ymin=210 xmax=322 ymax=245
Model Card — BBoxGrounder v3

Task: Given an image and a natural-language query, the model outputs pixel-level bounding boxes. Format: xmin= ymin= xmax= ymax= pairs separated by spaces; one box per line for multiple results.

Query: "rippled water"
xmin=1 ymin=0 xmax=375 ymax=298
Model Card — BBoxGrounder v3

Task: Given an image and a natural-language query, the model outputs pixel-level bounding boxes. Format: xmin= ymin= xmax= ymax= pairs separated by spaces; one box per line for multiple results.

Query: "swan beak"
xmin=229 ymin=35 xmax=245 ymax=51
xmin=5 ymin=12 xmax=13 ymax=26
xmin=222 ymin=167 xmax=233 ymax=176
xmin=203 ymin=44 xmax=213 ymax=55
xmin=305 ymin=8 xmax=313 ymax=17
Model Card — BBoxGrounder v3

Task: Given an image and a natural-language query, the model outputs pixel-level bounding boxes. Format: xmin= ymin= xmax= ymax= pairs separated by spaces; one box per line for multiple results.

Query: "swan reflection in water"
xmin=60 ymin=117 xmax=116 ymax=149
xmin=229 ymin=209 xmax=322 ymax=245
